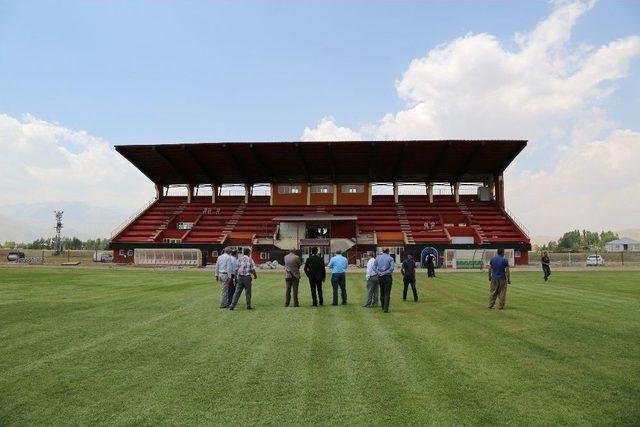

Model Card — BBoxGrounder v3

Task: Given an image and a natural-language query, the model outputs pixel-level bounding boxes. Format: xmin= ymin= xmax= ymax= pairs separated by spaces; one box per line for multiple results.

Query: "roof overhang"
xmin=115 ymin=140 xmax=527 ymax=185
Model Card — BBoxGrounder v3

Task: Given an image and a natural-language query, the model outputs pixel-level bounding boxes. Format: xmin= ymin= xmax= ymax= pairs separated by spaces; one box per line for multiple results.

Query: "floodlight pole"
xmin=54 ymin=211 xmax=63 ymax=255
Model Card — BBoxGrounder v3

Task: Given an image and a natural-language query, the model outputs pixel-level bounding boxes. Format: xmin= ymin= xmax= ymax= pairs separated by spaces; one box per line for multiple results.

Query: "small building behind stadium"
xmin=605 ymin=237 xmax=640 ymax=252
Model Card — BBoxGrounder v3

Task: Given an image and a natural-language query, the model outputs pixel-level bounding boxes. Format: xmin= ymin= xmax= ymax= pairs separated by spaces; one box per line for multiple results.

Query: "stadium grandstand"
xmin=110 ymin=140 xmax=531 ymax=267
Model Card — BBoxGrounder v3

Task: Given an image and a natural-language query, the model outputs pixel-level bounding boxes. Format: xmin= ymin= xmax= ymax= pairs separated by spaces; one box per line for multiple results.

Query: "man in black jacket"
xmin=426 ymin=253 xmax=437 ymax=278
xmin=541 ymin=251 xmax=551 ymax=282
xmin=304 ymin=247 xmax=326 ymax=306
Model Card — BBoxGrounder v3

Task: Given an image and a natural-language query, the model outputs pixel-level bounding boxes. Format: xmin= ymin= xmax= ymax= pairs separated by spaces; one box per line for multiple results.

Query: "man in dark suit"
xmin=401 ymin=253 xmax=418 ymax=302
xmin=541 ymin=251 xmax=551 ymax=282
xmin=304 ymin=247 xmax=326 ymax=306
xmin=426 ymin=253 xmax=437 ymax=278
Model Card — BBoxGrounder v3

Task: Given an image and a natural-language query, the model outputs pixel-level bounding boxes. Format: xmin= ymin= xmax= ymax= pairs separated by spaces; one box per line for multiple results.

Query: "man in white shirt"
xmin=215 ymin=247 xmax=233 ymax=308
xmin=363 ymin=254 xmax=379 ymax=307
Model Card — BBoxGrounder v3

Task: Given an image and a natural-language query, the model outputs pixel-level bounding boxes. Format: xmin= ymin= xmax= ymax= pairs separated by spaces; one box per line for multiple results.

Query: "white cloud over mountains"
xmin=303 ymin=0 xmax=640 ymax=235
xmin=0 ymin=114 xmax=152 ymax=239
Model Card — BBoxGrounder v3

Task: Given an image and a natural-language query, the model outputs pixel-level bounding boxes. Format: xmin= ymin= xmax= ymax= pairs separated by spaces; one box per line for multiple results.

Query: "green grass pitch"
xmin=1 ymin=267 xmax=639 ymax=425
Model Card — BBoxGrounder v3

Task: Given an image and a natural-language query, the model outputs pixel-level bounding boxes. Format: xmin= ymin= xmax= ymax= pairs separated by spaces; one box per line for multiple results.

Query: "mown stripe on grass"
xmin=1 ymin=296 xmax=207 ymax=380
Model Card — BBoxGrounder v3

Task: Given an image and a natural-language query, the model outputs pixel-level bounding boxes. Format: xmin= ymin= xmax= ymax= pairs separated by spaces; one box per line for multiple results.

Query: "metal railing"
xmin=110 ymin=198 xmax=156 ymax=238
xmin=503 ymin=206 xmax=530 ymax=238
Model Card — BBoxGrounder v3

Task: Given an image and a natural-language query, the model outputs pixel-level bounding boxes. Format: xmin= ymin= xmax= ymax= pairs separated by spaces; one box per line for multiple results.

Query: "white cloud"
xmin=0 ymin=113 xmax=152 ymax=215
xmin=1 ymin=1 xmax=637 ymax=240
xmin=302 ymin=116 xmax=362 ymax=141
xmin=508 ymin=128 xmax=640 ymax=233
xmin=302 ymin=0 xmax=640 ymax=235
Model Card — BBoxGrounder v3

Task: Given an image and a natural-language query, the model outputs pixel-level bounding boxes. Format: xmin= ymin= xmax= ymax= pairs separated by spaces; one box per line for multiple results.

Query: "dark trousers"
xmin=331 ymin=273 xmax=347 ymax=305
xmin=285 ymin=277 xmax=300 ymax=307
xmin=379 ymin=274 xmax=393 ymax=312
xmin=309 ymin=279 xmax=324 ymax=306
xmin=227 ymin=276 xmax=236 ymax=306
xmin=427 ymin=264 xmax=436 ymax=277
xmin=230 ymin=275 xmax=252 ymax=308
xmin=542 ymin=264 xmax=551 ymax=281
xmin=403 ymin=275 xmax=418 ymax=301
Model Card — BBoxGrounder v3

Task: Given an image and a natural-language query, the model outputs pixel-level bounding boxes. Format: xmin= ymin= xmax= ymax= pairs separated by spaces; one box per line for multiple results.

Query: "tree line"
xmin=1 ymin=237 xmax=110 ymax=250
xmin=537 ymin=230 xmax=619 ymax=252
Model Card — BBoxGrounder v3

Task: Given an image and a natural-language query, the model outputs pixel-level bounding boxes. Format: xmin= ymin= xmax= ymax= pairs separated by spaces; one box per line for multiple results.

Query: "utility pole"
xmin=54 ymin=211 xmax=63 ymax=255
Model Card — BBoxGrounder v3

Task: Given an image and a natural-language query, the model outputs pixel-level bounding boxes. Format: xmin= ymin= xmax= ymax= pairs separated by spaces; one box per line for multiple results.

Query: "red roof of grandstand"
xmin=115 ymin=140 xmax=526 ymax=185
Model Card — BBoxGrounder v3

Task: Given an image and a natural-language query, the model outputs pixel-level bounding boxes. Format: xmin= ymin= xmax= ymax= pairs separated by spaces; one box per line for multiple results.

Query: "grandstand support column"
xmin=393 ymin=182 xmax=399 ymax=204
xmin=211 ymin=185 xmax=217 ymax=204
xmin=496 ymin=174 xmax=505 ymax=209
xmin=270 ymin=184 xmax=274 ymax=205
xmin=187 ymin=184 xmax=193 ymax=203
xmin=368 ymin=183 xmax=372 ymax=205
xmin=453 ymin=182 xmax=460 ymax=203
xmin=333 ymin=184 xmax=337 ymax=205
xmin=427 ymin=182 xmax=433 ymax=204
xmin=155 ymin=184 xmax=164 ymax=200
xmin=244 ymin=184 xmax=250 ymax=204
xmin=307 ymin=183 xmax=311 ymax=205
xmin=489 ymin=179 xmax=496 ymax=201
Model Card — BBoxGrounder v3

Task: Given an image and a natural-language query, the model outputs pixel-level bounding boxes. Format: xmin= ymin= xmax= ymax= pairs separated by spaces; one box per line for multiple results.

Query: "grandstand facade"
xmin=110 ymin=140 xmax=531 ymax=266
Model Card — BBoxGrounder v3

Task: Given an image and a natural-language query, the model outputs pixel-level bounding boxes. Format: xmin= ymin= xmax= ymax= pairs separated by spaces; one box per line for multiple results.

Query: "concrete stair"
xmin=220 ymin=203 xmax=247 ymax=242
xmin=460 ymin=202 xmax=487 ymax=244
xmin=149 ymin=201 xmax=188 ymax=241
xmin=396 ymin=203 xmax=415 ymax=244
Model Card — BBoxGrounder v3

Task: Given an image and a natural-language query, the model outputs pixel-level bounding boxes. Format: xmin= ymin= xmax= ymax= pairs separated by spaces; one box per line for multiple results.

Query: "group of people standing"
xmin=215 ymin=247 xmax=258 ymax=310
xmin=216 ymin=247 xmax=439 ymax=313
xmin=214 ymin=246 xmax=523 ymax=312
xmin=284 ymin=248 xmax=400 ymax=312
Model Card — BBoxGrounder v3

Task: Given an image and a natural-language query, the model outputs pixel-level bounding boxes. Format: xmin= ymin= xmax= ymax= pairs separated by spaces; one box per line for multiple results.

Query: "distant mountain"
xmin=531 ymin=235 xmax=557 ymax=246
xmin=0 ymin=213 xmax=50 ymax=242
xmin=0 ymin=201 xmax=133 ymax=242
xmin=615 ymin=229 xmax=640 ymax=241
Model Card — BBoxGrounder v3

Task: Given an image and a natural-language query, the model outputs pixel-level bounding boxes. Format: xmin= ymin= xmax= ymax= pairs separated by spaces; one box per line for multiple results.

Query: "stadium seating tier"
xmin=112 ymin=195 xmax=529 ymax=246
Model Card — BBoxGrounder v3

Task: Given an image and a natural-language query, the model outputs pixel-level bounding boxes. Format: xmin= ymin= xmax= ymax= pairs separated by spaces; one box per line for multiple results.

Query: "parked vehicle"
xmin=586 ymin=254 xmax=605 ymax=267
xmin=7 ymin=251 xmax=26 ymax=262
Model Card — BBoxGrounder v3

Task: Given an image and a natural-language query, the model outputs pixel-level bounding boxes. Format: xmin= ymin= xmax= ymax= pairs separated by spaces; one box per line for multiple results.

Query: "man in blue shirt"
xmin=376 ymin=249 xmax=395 ymax=313
xmin=488 ymin=248 xmax=511 ymax=309
xmin=327 ymin=249 xmax=348 ymax=305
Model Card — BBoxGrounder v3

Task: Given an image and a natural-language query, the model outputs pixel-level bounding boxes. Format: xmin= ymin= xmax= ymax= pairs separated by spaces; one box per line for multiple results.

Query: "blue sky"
xmin=1 ymin=0 xmax=639 ymax=240
xmin=1 ymin=0 xmax=638 ymax=144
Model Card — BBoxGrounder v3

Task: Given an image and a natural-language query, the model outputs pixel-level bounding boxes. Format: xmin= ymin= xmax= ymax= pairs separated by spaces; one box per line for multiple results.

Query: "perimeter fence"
xmin=528 ymin=251 xmax=640 ymax=267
